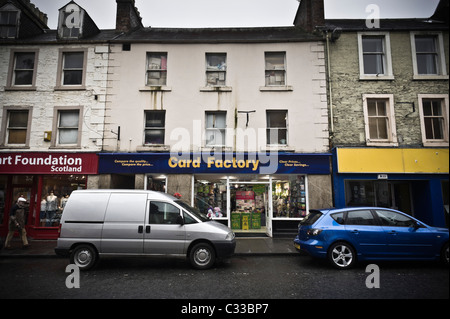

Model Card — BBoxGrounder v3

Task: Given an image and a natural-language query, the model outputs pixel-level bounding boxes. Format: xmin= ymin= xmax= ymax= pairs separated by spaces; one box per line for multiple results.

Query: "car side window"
xmin=149 ymin=201 xmax=180 ymax=224
xmin=375 ymin=210 xmax=415 ymax=227
xmin=331 ymin=212 xmax=345 ymax=224
xmin=346 ymin=210 xmax=376 ymax=226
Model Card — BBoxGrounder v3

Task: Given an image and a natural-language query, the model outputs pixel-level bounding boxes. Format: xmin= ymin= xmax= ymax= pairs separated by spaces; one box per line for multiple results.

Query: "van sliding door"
xmin=101 ymin=193 xmax=147 ymax=254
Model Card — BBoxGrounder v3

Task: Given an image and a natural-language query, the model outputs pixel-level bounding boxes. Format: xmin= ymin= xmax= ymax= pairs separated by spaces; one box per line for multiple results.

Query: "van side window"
xmin=149 ymin=201 xmax=180 ymax=224
xmin=183 ymin=211 xmax=197 ymax=224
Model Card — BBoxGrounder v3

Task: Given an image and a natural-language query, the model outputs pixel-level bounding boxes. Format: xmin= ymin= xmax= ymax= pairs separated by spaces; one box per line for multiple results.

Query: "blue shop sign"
xmin=98 ymin=153 xmax=331 ymax=175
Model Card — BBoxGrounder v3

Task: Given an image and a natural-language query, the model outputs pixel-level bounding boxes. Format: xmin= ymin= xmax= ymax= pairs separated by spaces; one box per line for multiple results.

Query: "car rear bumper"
xmin=294 ymin=236 xmax=327 ymax=259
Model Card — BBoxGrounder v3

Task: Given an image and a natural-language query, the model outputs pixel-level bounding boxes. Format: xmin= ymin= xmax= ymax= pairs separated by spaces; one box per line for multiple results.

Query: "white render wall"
xmin=104 ymin=41 xmax=328 ymax=153
xmin=0 ymin=44 xmax=109 ymax=152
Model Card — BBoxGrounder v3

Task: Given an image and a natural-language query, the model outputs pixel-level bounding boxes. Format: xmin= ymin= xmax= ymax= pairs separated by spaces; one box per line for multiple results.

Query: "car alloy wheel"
xmin=329 ymin=242 xmax=356 ymax=269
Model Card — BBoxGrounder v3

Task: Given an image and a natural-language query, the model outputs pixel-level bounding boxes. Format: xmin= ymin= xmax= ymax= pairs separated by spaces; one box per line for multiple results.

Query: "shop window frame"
xmin=418 ymin=94 xmax=449 ymax=147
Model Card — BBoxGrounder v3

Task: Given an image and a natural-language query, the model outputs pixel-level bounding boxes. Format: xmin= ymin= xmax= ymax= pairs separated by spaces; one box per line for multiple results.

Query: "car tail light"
xmin=307 ymin=229 xmax=322 ymax=236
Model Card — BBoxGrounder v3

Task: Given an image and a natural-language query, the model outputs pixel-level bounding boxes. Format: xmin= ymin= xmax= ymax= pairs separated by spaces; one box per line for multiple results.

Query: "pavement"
xmin=0 ymin=236 xmax=299 ymax=258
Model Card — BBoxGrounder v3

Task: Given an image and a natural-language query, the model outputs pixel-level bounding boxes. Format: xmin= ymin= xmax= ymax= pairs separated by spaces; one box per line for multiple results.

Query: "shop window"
xmin=265 ymin=52 xmax=286 ymax=86
xmin=0 ymin=175 xmax=7 ymax=225
xmin=357 ymin=32 xmax=393 ymax=79
xmin=273 ymin=175 xmax=307 ymax=218
xmin=410 ymin=32 xmax=448 ymax=79
xmin=145 ymin=111 xmax=166 ymax=145
xmin=40 ymin=175 xmax=86 ymax=227
xmin=194 ymin=177 xmax=227 ymax=218
xmin=5 ymin=109 xmax=30 ymax=145
xmin=363 ymin=94 xmax=397 ymax=146
xmin=205 ymin=111 xmax=226 ymax=147
xmin=206 ymin=53 xmax=226 ymax=86
xmin=55 ymin=109 xmax=81 ymax=146
xmin=266 ymin=110 xmax=288 ymax=145
xmin=418 ymin=95 xmax=449 ymax=147
xmin=146 ymin=52 xmax=167 ymax=86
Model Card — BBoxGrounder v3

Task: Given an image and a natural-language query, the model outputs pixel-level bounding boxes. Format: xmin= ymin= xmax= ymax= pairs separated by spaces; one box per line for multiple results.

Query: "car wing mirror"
xmin=176 ymin=215 xmax=184 ymax=226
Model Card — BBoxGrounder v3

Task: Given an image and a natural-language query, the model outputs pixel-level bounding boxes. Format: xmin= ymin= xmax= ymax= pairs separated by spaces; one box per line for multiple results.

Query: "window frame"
xmin=51 ymin=106 xmax=83 ymax=148
xmin=55 ymin=49 xmax=87 ymax=90
xmin=0 ymin=106 xmax=32 ymax=148
xmin=266 ymin=110 xmax=288 ymax=146
xmin=146 ymin=52 xmax=168 ymax=87
xmin=264 ymin=52 xmax=287 ymax=86
xmin=205 ymin=111 xmax=227 ymax=147
xmin=148 ymin=201 xmax=181 ymax=225
xmin=0 ymin=7 xmax=19 ymax=39
xmin=418 ymin=94 xmax=449 ymax=147
xmin=363 ymin=94 xmax=398 ymax=146
xmin=410 ymin=32 xmax=448 ymax=80
xmin=6 ymin=49 xmax=39 ymax=90
xmin=205 ymin=53 xmax=227 ymax=87
xmin=144 ymin=110 xmax=166 ymax=145
xmin=357 ymin=32 xmax=394 ymax=80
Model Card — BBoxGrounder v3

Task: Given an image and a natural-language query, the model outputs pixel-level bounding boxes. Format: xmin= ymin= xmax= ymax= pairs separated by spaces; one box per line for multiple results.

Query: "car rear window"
xmin=300 ymin=210 xmax=323 ymax=226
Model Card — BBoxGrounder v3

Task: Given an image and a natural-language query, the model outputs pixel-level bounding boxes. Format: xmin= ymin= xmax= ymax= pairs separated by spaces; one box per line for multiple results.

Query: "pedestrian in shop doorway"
xmin=4 ymin=197 xmax=30 ymax=249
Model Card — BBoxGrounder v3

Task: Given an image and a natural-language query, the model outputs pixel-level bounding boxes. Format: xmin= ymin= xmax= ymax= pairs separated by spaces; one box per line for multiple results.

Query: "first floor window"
xmin=6 ymin=110 xmax=28 ymax=144
xmin=266 ymin=110 xmax=287 ymax=145
xmin=363 ymin=94 xmax=397 ymax=146
xmin=145 ymin=111 xmax=166 ymax=145
xmin=12 ymin=52 xmax=36 ymax=86
xmin=57 ymin=110 xmax=80 ymax=145
xmin=419 ymin=95 xmax=449 ymax=146
xmin=205 ymin=111 xmax=226 ymax=146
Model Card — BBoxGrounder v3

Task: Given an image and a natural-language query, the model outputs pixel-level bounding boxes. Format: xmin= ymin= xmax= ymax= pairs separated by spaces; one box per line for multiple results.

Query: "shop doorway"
xmin=228 ymin=180 xmax=272 ymax=237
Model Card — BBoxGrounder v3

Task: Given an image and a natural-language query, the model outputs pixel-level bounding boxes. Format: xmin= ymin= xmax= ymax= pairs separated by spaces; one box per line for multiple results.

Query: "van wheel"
xmin=70 ymin=244 xmax=98 ymax=271
xmin=189 ymin=243 xmax=215 ymax=270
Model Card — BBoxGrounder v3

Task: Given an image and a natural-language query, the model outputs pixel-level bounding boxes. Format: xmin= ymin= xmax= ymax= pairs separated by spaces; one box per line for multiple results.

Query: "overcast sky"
xmin=31 ymin=0 xmax=441 ymax=29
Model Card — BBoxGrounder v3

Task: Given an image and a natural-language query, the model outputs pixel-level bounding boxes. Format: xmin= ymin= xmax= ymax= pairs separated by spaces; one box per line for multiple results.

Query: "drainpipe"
xmin=325 ymin=30 xmax=334 ymax=135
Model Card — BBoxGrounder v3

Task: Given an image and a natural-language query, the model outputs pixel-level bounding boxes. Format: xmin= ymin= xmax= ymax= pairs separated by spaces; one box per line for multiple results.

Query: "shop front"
xmin=98 ymin=152 xmax=331 ymax=237
xmin=0 ymin=152 xmax=98 ymax=239
xmin=332 ymin=148 xmax=449 ymax=228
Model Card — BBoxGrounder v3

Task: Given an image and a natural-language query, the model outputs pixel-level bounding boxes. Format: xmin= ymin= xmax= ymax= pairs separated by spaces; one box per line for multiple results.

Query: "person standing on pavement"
xmin=4 ymin=197 xmax=30 ymax=249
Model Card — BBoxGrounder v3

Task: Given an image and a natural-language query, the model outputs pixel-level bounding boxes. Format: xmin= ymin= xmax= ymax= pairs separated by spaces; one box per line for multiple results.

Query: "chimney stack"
xmin=116 ymin=0 xmax=143 ymax=33
xmin=293 ymin=0 xmax=325 ymax=33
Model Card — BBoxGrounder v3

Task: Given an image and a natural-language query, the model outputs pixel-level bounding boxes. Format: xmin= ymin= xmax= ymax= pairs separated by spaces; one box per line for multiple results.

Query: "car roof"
xmin=71 ymin=189 xmax=177 ymax=201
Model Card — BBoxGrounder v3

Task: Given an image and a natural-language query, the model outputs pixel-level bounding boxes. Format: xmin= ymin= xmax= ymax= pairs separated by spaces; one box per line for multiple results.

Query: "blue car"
xmin=294 ymin=207 xmax=449 ymax=269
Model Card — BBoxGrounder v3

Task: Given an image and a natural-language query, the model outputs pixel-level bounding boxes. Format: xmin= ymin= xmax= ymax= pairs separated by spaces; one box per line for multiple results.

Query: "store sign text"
xmin=0 ymin=153 xmax=98 ymax=175
xmin=168 ymin=156 xmax=260 ymax=171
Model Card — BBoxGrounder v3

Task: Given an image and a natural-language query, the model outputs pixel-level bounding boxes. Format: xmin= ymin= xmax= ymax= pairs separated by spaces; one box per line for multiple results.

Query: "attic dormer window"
xmin=61 ymin=10 xmax=80 ymax=38
xmin=0 ymin=9 xmax=19 ymax=39
xmin=58 ymin=3 xmax=83 ymax=39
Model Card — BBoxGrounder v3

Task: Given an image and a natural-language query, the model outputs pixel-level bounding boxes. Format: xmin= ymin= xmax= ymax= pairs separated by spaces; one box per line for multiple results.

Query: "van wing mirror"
xmin=176 ymin=215 xmax=184 ymax=225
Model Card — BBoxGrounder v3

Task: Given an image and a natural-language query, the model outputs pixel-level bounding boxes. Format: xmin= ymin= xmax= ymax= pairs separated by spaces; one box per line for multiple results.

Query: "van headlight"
xmin=226 ymin=232 xmax=235 ymax=241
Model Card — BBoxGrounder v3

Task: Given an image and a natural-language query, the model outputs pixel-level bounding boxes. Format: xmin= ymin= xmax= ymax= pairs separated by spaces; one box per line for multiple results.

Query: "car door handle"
xmin=146 ymin=225 xmax=151 ymax=233
xmin=351 ymin=230 xmax=359 ymax=234
xmin=138 ymin=225 xmax=143 ymax=233
xmin=388 ymin=231 xmax=397 ymax=235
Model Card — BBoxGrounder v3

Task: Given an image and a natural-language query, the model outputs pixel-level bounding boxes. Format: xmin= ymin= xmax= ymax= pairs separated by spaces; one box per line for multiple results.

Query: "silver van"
xmin=55 ymin=190 xmax=236 ymax=270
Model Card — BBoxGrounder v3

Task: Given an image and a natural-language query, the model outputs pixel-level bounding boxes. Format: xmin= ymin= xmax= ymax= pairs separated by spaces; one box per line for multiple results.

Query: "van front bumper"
xmin=213 ymin=239 xmax=236 ymax=259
